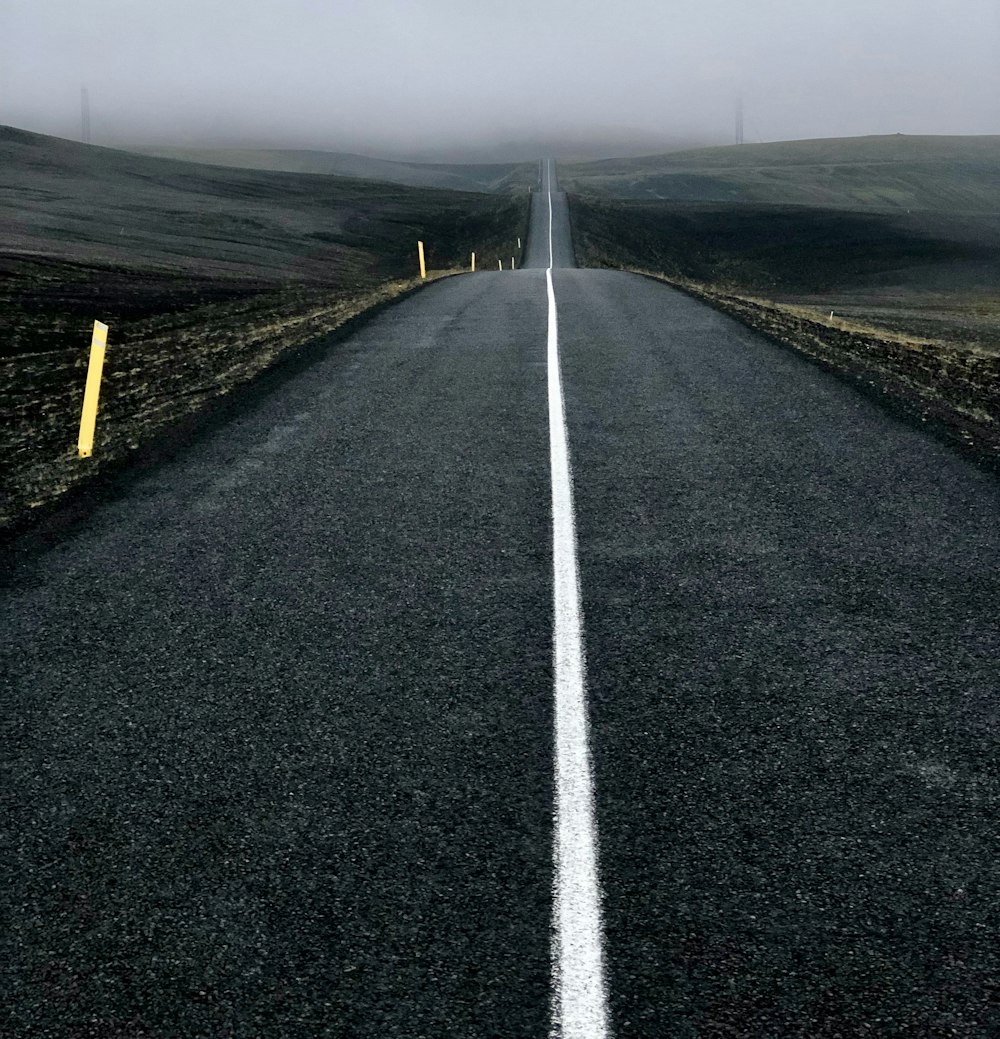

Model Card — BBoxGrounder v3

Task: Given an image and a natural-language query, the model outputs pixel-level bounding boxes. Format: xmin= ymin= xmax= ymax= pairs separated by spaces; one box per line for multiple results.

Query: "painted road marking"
xmin=548 ymin=159 xmax=555 ymax=269
xmin=546 ymin=160 xmax=611 ymax=1039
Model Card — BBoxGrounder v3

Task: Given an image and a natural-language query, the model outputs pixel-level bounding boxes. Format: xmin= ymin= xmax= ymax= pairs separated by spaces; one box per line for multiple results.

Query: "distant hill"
xmin=0 ymin=124 xmax=525 ymax=285
xmin=129 ymin=146 xmax=538 ymax=194
xmin=0 ymin=123 xmax=530 ymax=531
xmin=558 ymin=135 xmax=1000 ymax=212
xmin=397 ymin=132 xmax=711 ymax=164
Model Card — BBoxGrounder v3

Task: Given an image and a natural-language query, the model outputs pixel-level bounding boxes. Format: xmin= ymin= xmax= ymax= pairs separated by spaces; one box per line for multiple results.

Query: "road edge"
xmin=606 ymin=264 xmax=1000 ymax=479
xmin=0 ymin=272 xmax=464 ymax=562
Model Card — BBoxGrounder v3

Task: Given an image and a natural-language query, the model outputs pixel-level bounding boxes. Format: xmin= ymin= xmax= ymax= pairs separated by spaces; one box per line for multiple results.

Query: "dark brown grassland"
xmin=0 ymin=126 xmax=532 ymax=534
xmin=564 ymin=135 xmax=1000 ymax=462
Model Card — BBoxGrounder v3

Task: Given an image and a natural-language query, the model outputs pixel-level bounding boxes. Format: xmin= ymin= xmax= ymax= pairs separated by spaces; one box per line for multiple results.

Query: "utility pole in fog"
xmin=81 ymin=86 xmax=91 ymax=144
xmin=735 ymin=94 xmax=744 ymax=146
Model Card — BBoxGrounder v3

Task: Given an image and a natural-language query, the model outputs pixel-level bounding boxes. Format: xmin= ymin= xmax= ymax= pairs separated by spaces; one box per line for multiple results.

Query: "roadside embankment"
xmin=568 ymin=193 xmax=1000 ymax=463
xmin=1 ymin=273 xmax=456 ymax=535
xmin=0 ymin=126 xmax=530 ymax=535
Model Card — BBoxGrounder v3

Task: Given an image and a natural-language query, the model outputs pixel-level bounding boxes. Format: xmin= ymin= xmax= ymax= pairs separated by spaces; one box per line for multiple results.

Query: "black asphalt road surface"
xmin=3 ymin=163 xmax=1000 ymax=1038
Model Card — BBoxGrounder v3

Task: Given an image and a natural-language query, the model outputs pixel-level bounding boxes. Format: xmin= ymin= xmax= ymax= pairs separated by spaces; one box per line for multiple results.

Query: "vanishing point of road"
xmin=3 ymin=162 xmax=1000 ymax=1038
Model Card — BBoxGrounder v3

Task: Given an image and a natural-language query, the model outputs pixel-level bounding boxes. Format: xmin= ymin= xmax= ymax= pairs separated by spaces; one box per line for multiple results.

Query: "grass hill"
xmin=565 ymin=135 xmax=1000 ymax=461
xmin=129 ymin=146 xmax=539 ymax=194
xmin=559 ymin=135 xmax=1000 ymax=212
xmin=0 ymin=125 xmax=524 ymax=300
xmin=563 ymin=134 xmax=1000 ymax=323
xmin=0 ymin=124 xmax=529 ymax=532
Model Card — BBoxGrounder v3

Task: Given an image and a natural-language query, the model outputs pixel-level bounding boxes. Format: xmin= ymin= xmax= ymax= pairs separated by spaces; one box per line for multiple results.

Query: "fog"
xmin=3 ymin=0 xmax=999 ymax=160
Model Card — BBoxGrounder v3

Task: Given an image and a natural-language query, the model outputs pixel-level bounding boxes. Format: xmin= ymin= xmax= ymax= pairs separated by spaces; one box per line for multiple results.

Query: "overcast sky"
xmin=2 ymin=0 xmax=999 ymax=159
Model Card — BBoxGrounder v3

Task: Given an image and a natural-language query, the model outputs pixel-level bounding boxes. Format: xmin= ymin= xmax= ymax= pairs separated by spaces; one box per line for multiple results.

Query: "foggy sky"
xmin=3 ymin=0 xmax=999 ymax=159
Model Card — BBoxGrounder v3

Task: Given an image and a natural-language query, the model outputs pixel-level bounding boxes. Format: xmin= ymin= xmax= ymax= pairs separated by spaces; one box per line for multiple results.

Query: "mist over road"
xmin=3 ymin=161 xmax=1000 ymax=1037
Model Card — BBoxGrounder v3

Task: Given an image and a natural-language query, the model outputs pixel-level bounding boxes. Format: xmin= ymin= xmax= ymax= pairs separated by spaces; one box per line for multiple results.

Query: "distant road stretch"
xmin=3 ymin=159 xmax=1000 ymax=1038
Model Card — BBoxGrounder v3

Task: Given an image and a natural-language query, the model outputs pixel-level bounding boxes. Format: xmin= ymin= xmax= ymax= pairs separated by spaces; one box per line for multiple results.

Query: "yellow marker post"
xmin=517 ymin=237 xmax=521 ymax=249
xmin=498 ymin=259 xmax=503 ymax=271
xmin=511 ymin=256 xmax=515 ymax=270
xmin=78 ymin=320 xmax=109 ymax=458
xmin=418 ymin=240 xmax=426 ymax=280
xmin=471 ymin=252 xmax=476 ymax=272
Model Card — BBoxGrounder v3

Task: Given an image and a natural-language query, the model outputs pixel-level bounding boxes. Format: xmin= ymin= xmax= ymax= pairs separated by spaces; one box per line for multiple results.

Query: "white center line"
xmin=548 ymin=160 xmax=555 ymax=269
xmin=546 ymin=159 xmax=611 ymax=1039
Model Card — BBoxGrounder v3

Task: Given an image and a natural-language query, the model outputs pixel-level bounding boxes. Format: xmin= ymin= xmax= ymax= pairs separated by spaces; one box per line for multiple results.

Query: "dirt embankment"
xmin=642 ymin=274 xmax=999 ymax=458
xmin=568 ymin=194 xmax=1000 ymax=464
xmin=0 ymin=126 xmax=532 ymax=535
xmin=1 ymin=273 xmax=458 ymax=535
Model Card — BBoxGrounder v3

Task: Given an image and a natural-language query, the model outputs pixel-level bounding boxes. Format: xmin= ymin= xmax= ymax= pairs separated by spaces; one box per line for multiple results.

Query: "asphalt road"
xmin=3 ymin=163 xmax=1000 ymax=1038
